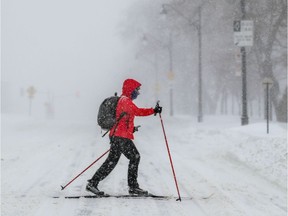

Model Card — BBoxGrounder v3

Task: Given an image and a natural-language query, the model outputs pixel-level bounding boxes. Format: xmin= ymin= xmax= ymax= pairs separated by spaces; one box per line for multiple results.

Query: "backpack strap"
xmin=101 ymin=112 xmax=127 ymax=138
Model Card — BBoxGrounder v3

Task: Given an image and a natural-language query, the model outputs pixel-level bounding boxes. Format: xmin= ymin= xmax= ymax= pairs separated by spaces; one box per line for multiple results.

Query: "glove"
xmin=154 ymin=104 xmax=162 ymax=115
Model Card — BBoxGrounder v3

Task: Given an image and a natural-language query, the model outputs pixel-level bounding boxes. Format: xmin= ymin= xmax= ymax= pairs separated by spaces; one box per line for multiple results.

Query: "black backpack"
xmin=97 ymin=95 xmax=120 ymax=131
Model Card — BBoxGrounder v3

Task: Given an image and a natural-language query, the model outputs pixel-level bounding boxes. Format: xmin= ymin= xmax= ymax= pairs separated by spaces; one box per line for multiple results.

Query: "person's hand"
xmin=154 ymin=104 xmax=162 ymax=115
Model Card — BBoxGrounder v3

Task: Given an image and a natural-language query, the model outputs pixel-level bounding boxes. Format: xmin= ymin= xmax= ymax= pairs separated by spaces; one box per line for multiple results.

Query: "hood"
xmin=122 ymin=79 xmax=141 ymax=98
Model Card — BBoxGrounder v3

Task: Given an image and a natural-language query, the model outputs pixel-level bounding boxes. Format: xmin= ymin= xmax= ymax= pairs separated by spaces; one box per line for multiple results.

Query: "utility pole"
xmin=197 ymin=5 xmax=203 ymax=122
xmin=240 ymin=0 xmax=249 ymax=125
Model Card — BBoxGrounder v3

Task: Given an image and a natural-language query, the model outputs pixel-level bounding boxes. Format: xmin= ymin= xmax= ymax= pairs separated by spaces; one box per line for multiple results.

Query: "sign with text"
xmin=234 ymin=20 xmax=253 ymax=47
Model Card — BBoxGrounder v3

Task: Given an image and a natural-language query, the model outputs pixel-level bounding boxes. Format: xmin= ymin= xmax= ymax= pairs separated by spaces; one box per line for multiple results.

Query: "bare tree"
xmin=248 ymin=0 xmax=287 ymax=122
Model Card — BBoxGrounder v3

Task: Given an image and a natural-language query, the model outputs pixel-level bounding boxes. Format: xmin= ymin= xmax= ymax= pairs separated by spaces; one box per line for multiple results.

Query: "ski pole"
xmin=61 ymin=148 xmax=110 ymax=190
xmin=159 ymin=113 xmax=182 ymax=201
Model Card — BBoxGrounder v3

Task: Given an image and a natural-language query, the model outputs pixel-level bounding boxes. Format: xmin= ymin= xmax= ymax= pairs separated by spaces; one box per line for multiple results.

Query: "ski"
xmin=53 ymin=193 xmax=172 ymax=200
xmin=53 ymin=193 xmax=213 ymax=201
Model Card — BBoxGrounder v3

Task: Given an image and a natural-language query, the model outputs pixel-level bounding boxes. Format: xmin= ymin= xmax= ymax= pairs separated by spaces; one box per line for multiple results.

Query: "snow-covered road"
xmin=1 ymin=114 xmax=287 ymax=216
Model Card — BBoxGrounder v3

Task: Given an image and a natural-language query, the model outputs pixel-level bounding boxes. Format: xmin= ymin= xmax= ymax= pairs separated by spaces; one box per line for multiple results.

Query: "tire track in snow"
xmin=140 ymin=159 xmax=213 ymax=216
xmin=33 ymin=137 xmax=104 ymax=215
xmin=173 ymin=143 xmax=250 ymax=216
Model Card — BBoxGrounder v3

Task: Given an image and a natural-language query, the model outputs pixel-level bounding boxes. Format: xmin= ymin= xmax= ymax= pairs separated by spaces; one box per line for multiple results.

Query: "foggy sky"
xmin=2 ymin=0 xmax=143 ymax=119
xmin=2 ymin=0 xmax=137 ymax=96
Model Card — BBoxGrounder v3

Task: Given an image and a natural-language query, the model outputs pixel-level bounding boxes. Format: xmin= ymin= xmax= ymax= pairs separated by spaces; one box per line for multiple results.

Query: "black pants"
xmin=90 ymin=137 xmax=140 ymax=188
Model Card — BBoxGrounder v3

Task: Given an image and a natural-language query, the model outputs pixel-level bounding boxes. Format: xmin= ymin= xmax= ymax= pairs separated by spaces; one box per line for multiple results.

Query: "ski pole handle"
xmin=154 ymin=100 xmax=160 ymax=116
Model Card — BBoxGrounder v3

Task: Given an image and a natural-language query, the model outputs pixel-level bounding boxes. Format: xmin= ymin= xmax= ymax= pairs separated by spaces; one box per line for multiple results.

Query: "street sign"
xmin=27 ymin=86 xmax=36 ymax=99
xmin=262 ymin=77 xmax=274 ymax=89
xmin=262 ymin=77 xmax=274 ymax=85
xmin=234 ymin=20 xmax=253 ymax=47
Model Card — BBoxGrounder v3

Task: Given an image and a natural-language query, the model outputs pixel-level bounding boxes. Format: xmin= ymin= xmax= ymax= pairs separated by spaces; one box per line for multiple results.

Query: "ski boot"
xmin=86 ymin=180 xmax=104 ymax=195
xmin=129 ymin=187 xmax=148 ymax=196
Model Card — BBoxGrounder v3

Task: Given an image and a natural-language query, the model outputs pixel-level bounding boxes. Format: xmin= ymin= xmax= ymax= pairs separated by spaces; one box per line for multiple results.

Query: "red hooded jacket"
xmin=109 ymin=79 xmax=155 ymax=140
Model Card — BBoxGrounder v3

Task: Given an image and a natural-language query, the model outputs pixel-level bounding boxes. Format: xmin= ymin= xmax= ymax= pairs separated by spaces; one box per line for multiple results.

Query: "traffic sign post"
xmin=27 ymin=86 xmax=36 ymax=116
xmin=262 ymin=78 xmax=274 ymax=134
xmin=233 ymin=18 xmax=253 ymax=126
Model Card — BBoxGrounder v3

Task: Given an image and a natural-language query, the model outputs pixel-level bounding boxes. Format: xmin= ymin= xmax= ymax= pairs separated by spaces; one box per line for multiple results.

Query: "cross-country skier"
xmin=86 ymin=78 xmax=162 ymax=195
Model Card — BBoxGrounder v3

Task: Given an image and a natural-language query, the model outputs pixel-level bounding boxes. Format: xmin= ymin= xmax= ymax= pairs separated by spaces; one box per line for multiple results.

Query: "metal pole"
xmin=197 ymin=6 xmax=203 ymax=122
xmin=241 ymin=47 xmax=249 ymax=125
xmin=269 ymin=92 xmax=272 ymax=121
xmin=240 ymin=0 xmax=249 ymax=125
xmin=266 ymin=83 xmax=269 ymax=134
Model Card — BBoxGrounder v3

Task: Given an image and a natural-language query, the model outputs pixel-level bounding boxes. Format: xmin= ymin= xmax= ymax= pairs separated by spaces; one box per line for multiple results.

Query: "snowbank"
xmin=227 ymin=123 xmax=287 ymax=188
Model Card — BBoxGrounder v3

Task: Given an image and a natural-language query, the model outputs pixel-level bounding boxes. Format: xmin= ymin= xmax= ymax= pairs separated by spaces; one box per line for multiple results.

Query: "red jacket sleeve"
xmin=128 ymin=100 xmax=155 ymax=116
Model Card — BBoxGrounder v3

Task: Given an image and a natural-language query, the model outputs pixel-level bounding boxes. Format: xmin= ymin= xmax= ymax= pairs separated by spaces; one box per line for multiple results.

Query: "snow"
xmin=1 ymin=114 xmax=287 ymax=216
